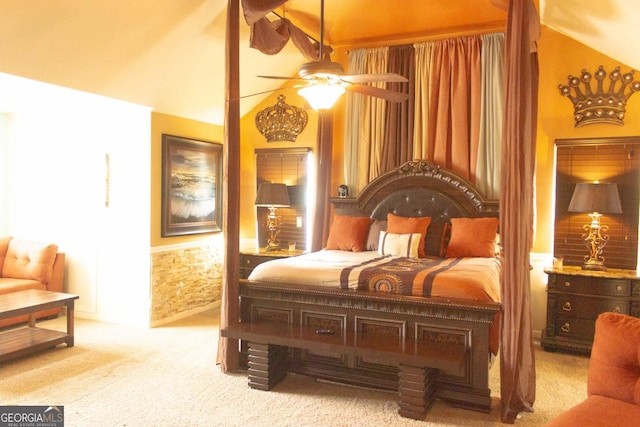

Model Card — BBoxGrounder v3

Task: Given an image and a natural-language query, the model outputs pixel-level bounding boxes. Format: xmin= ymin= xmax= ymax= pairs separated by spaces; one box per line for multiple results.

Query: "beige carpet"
xmin=0 ymin=310 xmax=589 ymax=426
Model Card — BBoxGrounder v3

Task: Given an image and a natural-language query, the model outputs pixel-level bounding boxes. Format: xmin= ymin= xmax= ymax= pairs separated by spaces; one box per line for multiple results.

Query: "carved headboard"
xmin=331 ymin=160 xmax=499 ymax=256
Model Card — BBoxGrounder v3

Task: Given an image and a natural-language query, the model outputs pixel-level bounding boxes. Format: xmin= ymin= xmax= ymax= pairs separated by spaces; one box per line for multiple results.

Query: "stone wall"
xmin=150 ymin=241 xmax=223 ymax=323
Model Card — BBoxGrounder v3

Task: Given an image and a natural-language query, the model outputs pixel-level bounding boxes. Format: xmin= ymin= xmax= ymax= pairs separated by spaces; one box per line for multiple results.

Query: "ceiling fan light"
xmin=298 ymin=83 xmax=346 ymax=110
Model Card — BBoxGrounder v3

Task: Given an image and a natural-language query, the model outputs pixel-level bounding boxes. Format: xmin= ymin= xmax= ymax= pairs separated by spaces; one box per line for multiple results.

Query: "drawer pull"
xmin=616 ymin=285 xmax=623 ymax=292
xmin=561 ymin=323 xmax=571 ymax=333
xmin=564 ymin=281 xmax=571 ymax=287
xmin=562 ymin=302 xmax=572 ymax=312
xmin=613 ymin=307 xmax=621 ymax=313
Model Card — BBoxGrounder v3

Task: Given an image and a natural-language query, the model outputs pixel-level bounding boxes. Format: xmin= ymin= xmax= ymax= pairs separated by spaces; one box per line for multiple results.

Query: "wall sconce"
xmin=568 ymin=182 xmax=622 ymax=270
xmin=255 ymin=182 xmax=290 ymax=251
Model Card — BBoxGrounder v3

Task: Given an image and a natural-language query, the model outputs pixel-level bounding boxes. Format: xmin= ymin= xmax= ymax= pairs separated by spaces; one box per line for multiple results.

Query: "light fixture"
xmin=255 ymin=182 xmax=290 ymax=252
xmin=568 ymin=182 xmax=622 ymax=270
xmin=298 ymin=82 xmax=346 ymax=110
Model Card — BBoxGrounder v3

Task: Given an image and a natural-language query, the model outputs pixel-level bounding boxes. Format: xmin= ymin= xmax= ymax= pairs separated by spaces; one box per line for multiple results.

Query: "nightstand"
xmin=239 ymin=249 xmax=304 ymax=279
xmin=541 ymin=265 xmax=640 ymax=354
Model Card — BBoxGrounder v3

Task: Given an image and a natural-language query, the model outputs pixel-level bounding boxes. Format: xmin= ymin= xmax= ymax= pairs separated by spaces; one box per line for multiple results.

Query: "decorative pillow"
xmin=378 ymin=232 xmax=421 ymax=258
xmin=366 ymin=220 xmax=387 ymax=251
xmin=386 ymin=213 xmax=431 ymax=258
xmin=445 ymin=217 xmax=499 ymax=258
xmin=325 ymin=214 xmax=372 ymax=252
xmin=2 ymin=238 xmax=58 ymax=284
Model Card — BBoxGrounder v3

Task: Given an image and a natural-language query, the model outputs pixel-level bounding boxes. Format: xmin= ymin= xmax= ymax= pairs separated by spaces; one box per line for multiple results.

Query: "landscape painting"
xmin=161 ymin=134 xmax=222 ymax=236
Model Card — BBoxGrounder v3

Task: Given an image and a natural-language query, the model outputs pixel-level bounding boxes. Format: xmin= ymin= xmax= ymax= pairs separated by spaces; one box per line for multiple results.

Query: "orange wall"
xmin=150 ymin=112 xmax=224 ymax=247
xmin=534 ymin=26 xmax=640 ymax=253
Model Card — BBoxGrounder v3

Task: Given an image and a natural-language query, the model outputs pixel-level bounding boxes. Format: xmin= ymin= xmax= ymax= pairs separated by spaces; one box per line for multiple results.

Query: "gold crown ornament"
xmin=255 ymin=94 xmax=308 ymax=142
xmin=558 ymin=66 xmax=640 ymax=127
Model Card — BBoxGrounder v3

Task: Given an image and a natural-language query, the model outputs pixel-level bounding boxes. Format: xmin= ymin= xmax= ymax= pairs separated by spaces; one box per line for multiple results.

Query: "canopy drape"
xmin=498 ymin=0 xmax=540 ymax=423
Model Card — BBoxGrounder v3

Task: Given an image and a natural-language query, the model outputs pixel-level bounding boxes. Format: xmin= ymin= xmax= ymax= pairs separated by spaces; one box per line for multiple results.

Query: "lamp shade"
xmin=298 ymin=83 xmax=346 ymax=110
xmin=568 ymin=182 xmax=622 ymax=214
xmin=255 ymin=182 xmax=290 ymax=207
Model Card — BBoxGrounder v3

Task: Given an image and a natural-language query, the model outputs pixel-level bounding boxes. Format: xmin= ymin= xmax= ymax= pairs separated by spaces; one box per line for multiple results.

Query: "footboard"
xmin=239 ymin=279 xmax=501 ymax=413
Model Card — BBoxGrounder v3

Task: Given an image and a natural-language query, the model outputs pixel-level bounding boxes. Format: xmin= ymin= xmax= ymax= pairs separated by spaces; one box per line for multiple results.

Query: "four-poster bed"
xmin=222 ymin=0 xmax=540 ymax=423
xmin=223 ymin=160 xmax=502 ymax=418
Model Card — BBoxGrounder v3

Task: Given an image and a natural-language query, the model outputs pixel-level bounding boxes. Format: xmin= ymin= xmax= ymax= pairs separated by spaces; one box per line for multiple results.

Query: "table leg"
xmin=65 ymin=300 xmax=75 ymax=347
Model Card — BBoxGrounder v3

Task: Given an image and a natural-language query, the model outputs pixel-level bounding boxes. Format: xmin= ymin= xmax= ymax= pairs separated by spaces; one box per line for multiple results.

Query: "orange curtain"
xmin=425 ymin=36 xmax=482 ymax=181
xmin=499 ymin=0 xmax=540 ymax=422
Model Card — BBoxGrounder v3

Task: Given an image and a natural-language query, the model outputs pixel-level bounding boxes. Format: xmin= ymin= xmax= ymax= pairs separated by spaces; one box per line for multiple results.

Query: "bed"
xmin=237 ymin=160 xmax=501 ymax=413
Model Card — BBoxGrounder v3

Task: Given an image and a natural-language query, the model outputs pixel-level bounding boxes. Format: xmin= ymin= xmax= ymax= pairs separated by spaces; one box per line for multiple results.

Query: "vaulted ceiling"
xmin=0 ymin=1 xmax=637 ymax=125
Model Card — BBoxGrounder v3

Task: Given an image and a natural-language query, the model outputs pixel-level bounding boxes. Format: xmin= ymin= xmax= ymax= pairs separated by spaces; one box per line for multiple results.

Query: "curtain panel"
xmin=345 ymin=34 xmax=504 ymax=199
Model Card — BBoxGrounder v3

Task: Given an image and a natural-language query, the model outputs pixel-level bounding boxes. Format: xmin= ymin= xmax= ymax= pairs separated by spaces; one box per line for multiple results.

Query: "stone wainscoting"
xmin=151 ymin=240 xmax=223 ymax=324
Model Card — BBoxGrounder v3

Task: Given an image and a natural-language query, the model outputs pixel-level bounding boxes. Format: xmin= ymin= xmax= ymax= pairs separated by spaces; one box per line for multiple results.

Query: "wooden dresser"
xmin=542 ymin=265 xmax=640 ymax=354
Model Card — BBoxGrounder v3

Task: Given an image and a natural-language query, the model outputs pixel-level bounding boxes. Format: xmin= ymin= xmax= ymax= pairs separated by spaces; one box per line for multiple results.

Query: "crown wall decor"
xmin=255 ymin=94 xmax=308 ymax=142
xmin=559 ymin=66 xmax=640 ymax=127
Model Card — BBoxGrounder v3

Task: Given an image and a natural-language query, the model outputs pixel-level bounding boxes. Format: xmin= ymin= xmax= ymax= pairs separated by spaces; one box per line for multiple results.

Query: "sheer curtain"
xmin=476 ymin=33 xmax=505 ymax=199
xmin=355 ymin=47 xmax=389 ymax=194
xmin=343 ymin=49 xmax=366 ymax=192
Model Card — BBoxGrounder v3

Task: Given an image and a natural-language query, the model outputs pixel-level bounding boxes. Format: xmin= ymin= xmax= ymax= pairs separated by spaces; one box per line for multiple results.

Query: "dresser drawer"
xmin=555 ymin=275 xmax=630 ymax=297
xmin=555 ymin=295 xmax=629 ymax=319
xmin=242 ymin=254 xmax=273 ymax=270
xmin=554 ymin=316 xmax=595 ymax=340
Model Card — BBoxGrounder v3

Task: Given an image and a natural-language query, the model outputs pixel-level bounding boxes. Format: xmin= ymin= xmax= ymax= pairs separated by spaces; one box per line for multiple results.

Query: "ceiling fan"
xmin=256 ymin=0 xmax=409 ymax=110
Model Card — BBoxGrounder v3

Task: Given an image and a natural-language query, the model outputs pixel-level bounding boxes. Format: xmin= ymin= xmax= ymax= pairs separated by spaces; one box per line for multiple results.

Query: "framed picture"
xmin=161 ymin=134 xmax=223 ymax=236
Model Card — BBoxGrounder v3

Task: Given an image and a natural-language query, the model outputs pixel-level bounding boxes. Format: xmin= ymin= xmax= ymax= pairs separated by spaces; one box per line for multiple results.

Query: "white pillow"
xmin=377 ymin=231 xmax=422 ymax=258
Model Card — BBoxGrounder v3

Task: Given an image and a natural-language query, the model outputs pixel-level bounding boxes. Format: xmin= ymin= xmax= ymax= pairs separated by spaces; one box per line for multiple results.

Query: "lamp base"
xmin=264 ymin=242 xmax=281 ymax=252
xmin=582 ymin=260 xmax=607 ymax=271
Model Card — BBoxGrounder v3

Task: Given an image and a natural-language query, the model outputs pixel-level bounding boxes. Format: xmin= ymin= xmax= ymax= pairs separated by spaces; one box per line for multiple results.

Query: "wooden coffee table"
xmin=0 ymin=289 xmax=79 ymax=363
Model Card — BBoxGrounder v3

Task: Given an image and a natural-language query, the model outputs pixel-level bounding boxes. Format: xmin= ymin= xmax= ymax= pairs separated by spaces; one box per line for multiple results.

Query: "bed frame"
xmin=237 ymin=160 xmax=501 ymax=414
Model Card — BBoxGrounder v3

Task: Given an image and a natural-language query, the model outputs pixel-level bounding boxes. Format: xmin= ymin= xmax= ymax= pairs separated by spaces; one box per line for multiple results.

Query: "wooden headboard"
xmin=331 ymin=160 xmax=499 ymax=256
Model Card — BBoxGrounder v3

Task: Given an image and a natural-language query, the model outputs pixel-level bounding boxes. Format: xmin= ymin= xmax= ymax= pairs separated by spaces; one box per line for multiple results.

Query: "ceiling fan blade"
xmin=346 ymin=84 xmax=409 ymax=103
xmin=341 ymin=73 xmax=408 ymax=84
xmin=257 ymin=75 xmax=308 ymax=81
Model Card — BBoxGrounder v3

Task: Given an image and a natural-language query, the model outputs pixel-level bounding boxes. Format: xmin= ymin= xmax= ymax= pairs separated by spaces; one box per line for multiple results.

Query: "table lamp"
xmin=255 ymin=182 xmax=290 ymax=251
xmin=568 ymin=182 xmax=622 ymax=271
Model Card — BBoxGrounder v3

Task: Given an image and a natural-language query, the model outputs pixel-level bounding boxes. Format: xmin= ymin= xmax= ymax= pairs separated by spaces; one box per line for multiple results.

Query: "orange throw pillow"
xmin=445 ymin=217 xmax=499 ymax=258
xmin=325 ymin=214 xmax=372 ymax=252
xmin=386 ymin=213 xmax=431 ymax=258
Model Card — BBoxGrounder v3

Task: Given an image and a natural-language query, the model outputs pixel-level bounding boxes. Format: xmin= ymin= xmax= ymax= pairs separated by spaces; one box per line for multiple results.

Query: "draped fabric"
xmin=477 ymin=33 xmax=505 ymax=199
xmin=346 ymin=35 xmax=498 ymax=193
xmin=241 ymin=0 xmax=330 ymax=61
xmin=381 ymin=45 xmax=415 ymax=174
xmin=499 ymin=0 xmax=540 ymax=423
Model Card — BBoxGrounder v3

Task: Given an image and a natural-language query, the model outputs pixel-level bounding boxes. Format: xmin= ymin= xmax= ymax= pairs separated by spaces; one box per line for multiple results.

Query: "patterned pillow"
xmin=386 ymin=213 xmax=431 ymax=258
xmin=377 ymin=232 xmax=422 ymax=258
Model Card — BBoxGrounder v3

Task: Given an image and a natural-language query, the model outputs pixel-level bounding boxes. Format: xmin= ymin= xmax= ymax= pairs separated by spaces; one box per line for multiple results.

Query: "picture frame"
xmin=161 ymin=134 xmax=223 ymax=236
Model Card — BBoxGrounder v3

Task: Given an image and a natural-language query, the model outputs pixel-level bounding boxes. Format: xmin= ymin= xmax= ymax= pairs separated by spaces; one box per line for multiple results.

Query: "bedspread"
xmin=248 ymin=250 xmax=500 ymax=303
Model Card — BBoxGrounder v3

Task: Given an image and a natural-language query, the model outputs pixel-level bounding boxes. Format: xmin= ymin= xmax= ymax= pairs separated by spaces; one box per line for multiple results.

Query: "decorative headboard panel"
xmin=331 ymin=160 xmax=499 ymax=256
xmin=331 ymin=160 xmax=498 ymax=219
